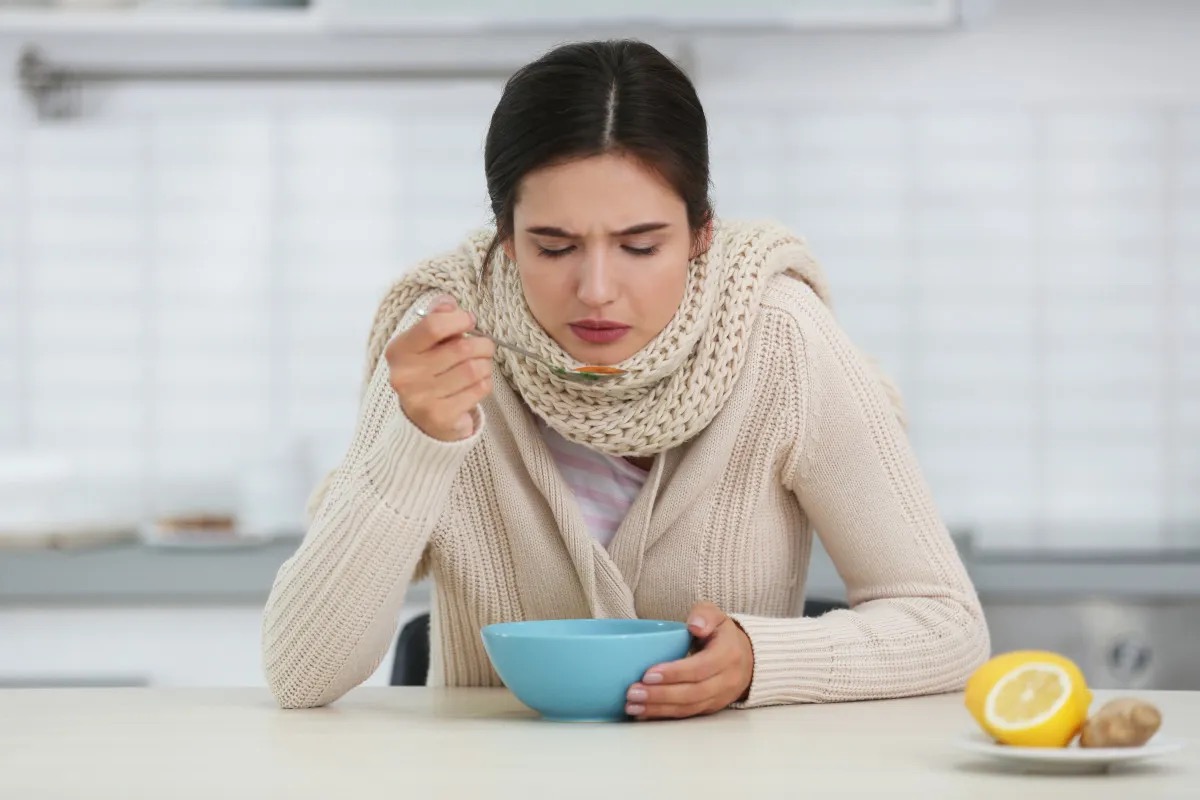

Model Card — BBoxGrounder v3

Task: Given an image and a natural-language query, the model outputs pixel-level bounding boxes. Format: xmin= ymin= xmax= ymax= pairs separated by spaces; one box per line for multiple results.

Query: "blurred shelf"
xmin=0 ymin=537 xmax=436 ymax=606
xmin=321 ymin=0 xmax=960 ymax=34
xmin=4 ymin=536 xmax=1200 ymax=606
xmin=3 ymin=2 xmax=956 ymax=119
xmin=0 ymin=7 xmax=321 ymax=37
xmin=0 ymin=0 xmax=958 ymax=37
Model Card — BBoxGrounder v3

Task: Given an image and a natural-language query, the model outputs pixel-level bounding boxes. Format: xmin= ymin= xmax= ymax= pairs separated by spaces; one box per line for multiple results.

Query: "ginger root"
xmin=1079 ymin=698 xmax=1162 ymax=748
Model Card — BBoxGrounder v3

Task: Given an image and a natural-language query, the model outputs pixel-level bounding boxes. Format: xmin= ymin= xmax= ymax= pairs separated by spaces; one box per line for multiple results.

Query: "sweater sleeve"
xmin=729 ymin=289 xmax=990 ymax=708
xmin=261 ymin=299 xmax=483 ymax=709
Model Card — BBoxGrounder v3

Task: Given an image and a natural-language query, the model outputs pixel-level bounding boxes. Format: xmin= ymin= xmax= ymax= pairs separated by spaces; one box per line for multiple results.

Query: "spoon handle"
xmin=466 ymin=330 xmax=550 ymax=367
xmin=412 ymin=305 xmax=617 ymax=383
xmin=413 ymin=306 xmax=559 ymax=372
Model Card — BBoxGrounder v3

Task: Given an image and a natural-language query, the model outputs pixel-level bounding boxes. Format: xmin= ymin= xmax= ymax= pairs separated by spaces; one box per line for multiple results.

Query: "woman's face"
xmin=505 ymin=152 xmax=706 ymax=366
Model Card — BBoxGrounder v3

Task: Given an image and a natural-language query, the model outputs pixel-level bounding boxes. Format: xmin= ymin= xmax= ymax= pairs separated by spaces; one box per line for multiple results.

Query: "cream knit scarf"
xmin=355 ymin=219 xmax=905 ymax=459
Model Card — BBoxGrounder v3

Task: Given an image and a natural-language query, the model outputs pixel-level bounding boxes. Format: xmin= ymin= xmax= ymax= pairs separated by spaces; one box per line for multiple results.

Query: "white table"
xmin=1 ymin=688 xmax=1195 ymax=798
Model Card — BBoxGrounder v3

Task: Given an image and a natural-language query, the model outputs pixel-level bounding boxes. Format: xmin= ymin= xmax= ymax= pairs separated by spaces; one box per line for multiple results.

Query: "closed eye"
xmin=537 ymin=244 xmax=658 ymax=258
xmin=537 ymin=245 xmax=576 ymax=258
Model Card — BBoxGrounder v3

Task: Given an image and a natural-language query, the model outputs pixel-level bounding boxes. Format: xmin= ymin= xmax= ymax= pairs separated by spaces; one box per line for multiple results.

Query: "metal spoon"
xmin=414 ymin=307 xmax=625 ymax=384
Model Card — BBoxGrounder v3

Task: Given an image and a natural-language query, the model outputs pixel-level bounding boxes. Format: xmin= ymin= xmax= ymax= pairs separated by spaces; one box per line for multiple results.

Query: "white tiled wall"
xmin=0 ymin=117 xmax=17 ymax=450
xmin=1175 ymin=112 xmax=1200 ymax=531
xmin=704 ymin=102 xmax=1200 ymax=545
xmin=1 ymin=2 xmax=1198 ymax=550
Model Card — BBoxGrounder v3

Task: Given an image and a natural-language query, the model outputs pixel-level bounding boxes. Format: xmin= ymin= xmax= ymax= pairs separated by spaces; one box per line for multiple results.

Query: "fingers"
xmin=627 ymin=646 xmax=726 ymax=721
xmin=436 ymin=362 xmax=496 ymax=400
xmin=417 ymin=375 xmax=491 ymax=440
xmin=425 ymin=336 xmax=496 ymax=380
xmin=383 ymin=295 xmax=497 ymax=442
xmin=685 ymin=601 xmax=727 ymax=639
xmin=418 ymin=308 xmax=476 ymax=351
xmin=640 ymin=603 xmax=730 ymax=686
xmin=396 ymin=295 xmax=476 ymax=354
xmin=627 ymin=606 xmax=756 ymax=721
xmin=628 ymin=673 xmax=725 ymax=708
xmin=423 ymin=293 xmax=458 ymax=316
xmin=642 ymin=645 xmax=722 ymax=686
xmin=440 ymin=370 xmax=493 ymax=409
xmin=627 ymin=664 xmax=729 ymax=720
xmin=386 ymin=296 xmax=494 ymax=389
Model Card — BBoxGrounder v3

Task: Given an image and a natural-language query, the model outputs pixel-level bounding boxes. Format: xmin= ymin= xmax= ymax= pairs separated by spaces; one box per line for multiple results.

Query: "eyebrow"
xmin=525 ymin=222 xmax=670 ymax=238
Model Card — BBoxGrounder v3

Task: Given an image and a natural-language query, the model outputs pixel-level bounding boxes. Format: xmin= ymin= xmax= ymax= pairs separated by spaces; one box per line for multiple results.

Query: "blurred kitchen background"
xmin=0 ymin=0 xmax=1197 ymax=690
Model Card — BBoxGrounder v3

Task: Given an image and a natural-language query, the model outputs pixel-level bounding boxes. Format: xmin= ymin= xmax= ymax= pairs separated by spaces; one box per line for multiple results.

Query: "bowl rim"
xmin=481 ymin=618 xmax=689 ymax=640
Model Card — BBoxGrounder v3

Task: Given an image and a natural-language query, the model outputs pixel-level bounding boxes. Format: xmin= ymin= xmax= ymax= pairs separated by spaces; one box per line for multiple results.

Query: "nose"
xmin=575 ymin=246 xmax=619 ymax=308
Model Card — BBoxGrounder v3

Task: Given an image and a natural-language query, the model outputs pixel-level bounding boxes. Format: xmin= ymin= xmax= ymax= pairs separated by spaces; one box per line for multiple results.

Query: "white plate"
xmin=954 ymin=731 xmax=1185 ymax=774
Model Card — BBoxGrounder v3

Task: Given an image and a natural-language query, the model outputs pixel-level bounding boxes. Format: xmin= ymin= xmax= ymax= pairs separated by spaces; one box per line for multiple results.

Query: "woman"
xmin=262 ymin=40 xmax=989 ymax=717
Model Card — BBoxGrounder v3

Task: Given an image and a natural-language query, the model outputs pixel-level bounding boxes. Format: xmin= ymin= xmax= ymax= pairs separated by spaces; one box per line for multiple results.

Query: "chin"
xmin=580 ymin=344 xmax=642 ymax=366
xmin=558 ymin=335 xmax=640 ymax=366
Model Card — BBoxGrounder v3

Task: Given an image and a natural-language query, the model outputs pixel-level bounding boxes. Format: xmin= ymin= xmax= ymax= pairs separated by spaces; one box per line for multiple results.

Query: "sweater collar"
xmin=490 ymin=377 xmax=662 ymax=620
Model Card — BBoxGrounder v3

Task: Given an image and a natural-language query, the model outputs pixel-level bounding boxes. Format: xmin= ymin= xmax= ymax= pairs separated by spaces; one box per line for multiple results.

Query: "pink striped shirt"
xmin=538 ymin=420 xmax=648 ymax=549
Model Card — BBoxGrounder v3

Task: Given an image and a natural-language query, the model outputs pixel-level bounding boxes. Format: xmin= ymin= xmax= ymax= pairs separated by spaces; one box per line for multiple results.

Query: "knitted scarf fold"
xmin=358 ymin=219 xmax=905 ymax=458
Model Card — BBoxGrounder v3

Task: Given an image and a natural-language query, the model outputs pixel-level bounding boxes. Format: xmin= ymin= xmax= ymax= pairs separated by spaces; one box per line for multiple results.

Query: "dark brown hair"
xmin=482 ymin=40 xmax=712 ymax=273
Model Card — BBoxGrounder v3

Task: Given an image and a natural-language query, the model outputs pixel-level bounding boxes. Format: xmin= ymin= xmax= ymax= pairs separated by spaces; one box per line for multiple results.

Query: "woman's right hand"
xmin=385 ymin=296 xmax=496 ymax=441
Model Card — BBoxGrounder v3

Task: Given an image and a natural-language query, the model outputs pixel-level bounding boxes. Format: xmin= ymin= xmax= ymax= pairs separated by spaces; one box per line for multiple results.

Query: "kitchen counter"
xmin=4 ymin=537 xmax=1200 ymax=605
xmin=0 ymin=538 xmax=316 ymax=604
xmin=0 ymin=687 xmax=1194 ymax=798
xmin=6 ymin=540 xmax=1199 ymax=692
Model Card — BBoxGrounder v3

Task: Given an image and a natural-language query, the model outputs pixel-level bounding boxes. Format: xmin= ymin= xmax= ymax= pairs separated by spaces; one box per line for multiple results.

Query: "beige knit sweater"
xmin=262 ymin=276 xmax=990 ymax=710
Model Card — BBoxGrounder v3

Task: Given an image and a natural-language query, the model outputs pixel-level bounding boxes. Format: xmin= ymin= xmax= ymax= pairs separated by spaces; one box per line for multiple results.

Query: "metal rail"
xmin=17 ymin=45 xmax=523 ymax=119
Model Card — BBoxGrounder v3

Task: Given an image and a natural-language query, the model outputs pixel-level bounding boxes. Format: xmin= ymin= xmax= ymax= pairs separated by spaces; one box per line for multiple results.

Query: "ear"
xmin=690 ymin=218 xmax=714 ymax=259
xmin=501 ymin=238 xmax=516 ymax=262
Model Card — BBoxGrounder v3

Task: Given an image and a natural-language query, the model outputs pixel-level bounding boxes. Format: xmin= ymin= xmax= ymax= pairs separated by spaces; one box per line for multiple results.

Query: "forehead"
xmin=514 ymin=152 xmax=686 ymax=227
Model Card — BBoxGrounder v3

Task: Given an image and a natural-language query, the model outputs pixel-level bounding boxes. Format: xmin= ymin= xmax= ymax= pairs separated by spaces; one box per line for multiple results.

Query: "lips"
xmin=568 ymin=320 xmax=631 ymax=346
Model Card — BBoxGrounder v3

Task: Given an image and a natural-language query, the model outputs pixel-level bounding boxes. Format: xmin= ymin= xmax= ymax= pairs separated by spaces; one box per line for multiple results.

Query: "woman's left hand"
xmin=625 ymin=602 xmax=755 ymax=720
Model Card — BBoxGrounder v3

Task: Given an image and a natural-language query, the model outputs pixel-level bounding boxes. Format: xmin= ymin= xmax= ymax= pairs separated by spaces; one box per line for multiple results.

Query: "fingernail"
xmin=626 ymin=704 xmax=645 ymax=716
xmin=642 ymin=672 xmax=663 ymax=685
xmin=432 ymin=295 xmax=456 ymax=311
xmin=627 ymin=687 xmax=647 ymax=702
xmin=687 ymin=616 xmax=707 ymax=631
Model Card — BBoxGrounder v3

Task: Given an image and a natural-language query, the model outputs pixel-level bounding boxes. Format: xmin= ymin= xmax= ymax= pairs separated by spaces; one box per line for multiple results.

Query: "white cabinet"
xmin=322 ymin=0 xmax=960 ymax=32
xmin=0 ymin=601 xmax=429 ymax=689
xmin=0 ymin=0 xmax=959 ymax=36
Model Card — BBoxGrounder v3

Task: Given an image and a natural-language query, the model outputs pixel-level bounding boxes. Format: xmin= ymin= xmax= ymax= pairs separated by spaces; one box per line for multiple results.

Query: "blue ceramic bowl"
xmin=480 ymin=619 xmax=691 ymax=721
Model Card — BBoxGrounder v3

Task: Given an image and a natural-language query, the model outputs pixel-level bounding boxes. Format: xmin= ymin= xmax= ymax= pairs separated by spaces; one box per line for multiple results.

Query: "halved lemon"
xmin=965 ymin=650 xmax=1092 ymax=747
